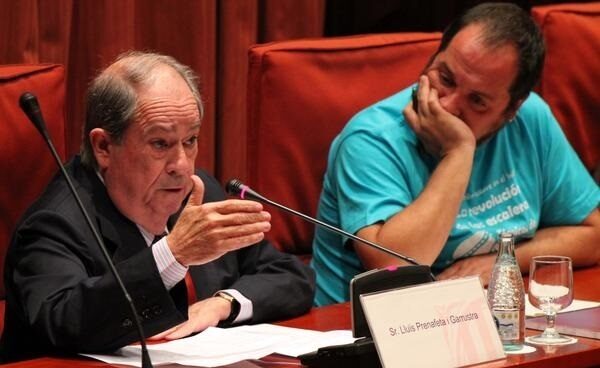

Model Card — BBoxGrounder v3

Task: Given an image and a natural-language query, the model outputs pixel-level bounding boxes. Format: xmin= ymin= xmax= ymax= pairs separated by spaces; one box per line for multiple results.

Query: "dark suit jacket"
xmin=0 ymin=156 xmax=315 ymax=362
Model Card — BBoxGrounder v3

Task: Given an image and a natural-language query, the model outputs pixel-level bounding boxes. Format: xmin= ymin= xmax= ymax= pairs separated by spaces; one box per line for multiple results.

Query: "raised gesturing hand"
xmin=167 ymin=175 xmax=271 ymax=266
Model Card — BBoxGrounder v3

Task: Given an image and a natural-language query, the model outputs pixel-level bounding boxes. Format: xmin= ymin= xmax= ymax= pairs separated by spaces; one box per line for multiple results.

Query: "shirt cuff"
xmin=151 ymin=237 xmax=188 ymax=290
xmin=220 ymin=289 xmax=253 ymax=324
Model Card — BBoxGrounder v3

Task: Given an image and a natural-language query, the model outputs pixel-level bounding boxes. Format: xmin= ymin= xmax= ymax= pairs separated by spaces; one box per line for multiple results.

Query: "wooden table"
xmin=4 ymin=265 xmax=600 ymax=368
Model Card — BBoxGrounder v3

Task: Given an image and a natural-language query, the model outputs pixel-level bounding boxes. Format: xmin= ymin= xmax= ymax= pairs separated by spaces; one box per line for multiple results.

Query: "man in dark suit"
xmin=0 ymin=51 xmax=315 ymax=362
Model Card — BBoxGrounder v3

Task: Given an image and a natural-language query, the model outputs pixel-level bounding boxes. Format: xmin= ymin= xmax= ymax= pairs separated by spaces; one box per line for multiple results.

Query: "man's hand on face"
xmin=167 ymin=175 xmax=271 ymax=266
xmin=403 ymin=75 xmax=476 ymax=158
xmin=148 ymin=297 xmax=231 ymax=340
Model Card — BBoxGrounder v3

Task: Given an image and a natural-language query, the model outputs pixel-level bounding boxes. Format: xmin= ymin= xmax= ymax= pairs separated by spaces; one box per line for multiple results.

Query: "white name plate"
xmin=360 ymin=276 xmax=504 ymax=367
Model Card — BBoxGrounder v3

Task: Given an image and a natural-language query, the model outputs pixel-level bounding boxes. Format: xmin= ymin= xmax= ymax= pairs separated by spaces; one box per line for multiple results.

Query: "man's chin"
xmin=150 ymin=193 xmax=186 ymax=213
xmin=163 ymin=199 xmax=187 ymax=214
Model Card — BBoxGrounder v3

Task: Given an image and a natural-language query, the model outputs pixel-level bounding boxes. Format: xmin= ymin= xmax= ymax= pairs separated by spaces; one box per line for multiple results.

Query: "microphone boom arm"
xmin=19 ymin=92 xmax=153 ymax=368
xmin=226 ymin=179 xmax=422 ymax=267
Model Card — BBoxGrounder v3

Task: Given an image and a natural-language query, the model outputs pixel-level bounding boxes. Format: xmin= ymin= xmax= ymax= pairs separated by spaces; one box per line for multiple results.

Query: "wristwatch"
xmin=214 ymin=291 xmax=241 ymax=324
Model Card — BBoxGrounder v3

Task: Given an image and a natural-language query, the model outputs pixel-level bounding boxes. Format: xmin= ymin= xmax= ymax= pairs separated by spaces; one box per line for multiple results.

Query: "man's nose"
xmin=438 ymin=91 xmax=462 ymax=117
xmin=167 ymin=144 xmax=192 ymax=175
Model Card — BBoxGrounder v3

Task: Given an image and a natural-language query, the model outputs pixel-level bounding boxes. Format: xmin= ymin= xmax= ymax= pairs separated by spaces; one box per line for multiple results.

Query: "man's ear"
xmin=89 ymin=128 xmax=112 ymax=169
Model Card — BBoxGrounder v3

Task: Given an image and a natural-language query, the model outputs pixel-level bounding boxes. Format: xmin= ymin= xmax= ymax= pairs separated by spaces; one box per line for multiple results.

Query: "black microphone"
xmin=226 ymin=179 xmax=427 ymax=267
xmin=225 ymin=179 xmax=436 ymax=342
xmin=20 ymin=92 xmax=153 ymax=368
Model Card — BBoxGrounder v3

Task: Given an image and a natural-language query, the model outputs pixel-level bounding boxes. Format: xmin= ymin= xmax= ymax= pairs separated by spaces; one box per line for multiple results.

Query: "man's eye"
xmin=184 ymin=136 xmax=198 ymax=147
xmin=470 ymin=95 xmax=487 ymax=110
xmin=151 ymin=140 xmax=169 ymax=149
xmin=440 ymin=74 xmax=454 ymax=87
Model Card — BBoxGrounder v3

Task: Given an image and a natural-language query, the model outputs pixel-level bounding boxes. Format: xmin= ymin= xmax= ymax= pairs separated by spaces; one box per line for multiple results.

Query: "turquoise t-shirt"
xmin=310 ymin=86 xmax=600 ymax=306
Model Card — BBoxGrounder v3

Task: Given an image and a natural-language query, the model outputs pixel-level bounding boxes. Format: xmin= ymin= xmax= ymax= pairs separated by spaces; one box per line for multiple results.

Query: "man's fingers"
xmin=148 ymin=325 xmax=180 ymax=341
xmin=205 ymin=199 xmax=264 ymax=214
xmin=219 ymin=232 xmax=267 ymax=251
xmin=417 ymin=75 xmax=431 ymax=115
xmin=164 ymin=322 xmax=195 ymax=340
xmin=205 ymin=211 xmax=271 ymax=229
xmin=198 ymin=213 xmax=271 ymax=242
xmin=427 ymin=88 xmax=445 ymax=117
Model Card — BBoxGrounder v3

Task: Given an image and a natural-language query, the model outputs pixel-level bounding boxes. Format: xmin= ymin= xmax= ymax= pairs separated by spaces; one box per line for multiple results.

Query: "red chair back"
xmin=532 ymin=2 xmax=600 ymax=171
xmin=0 ymin=64 xmax=67 ymax=301
xmin=244 ymin=33 xmax=441 ymax=256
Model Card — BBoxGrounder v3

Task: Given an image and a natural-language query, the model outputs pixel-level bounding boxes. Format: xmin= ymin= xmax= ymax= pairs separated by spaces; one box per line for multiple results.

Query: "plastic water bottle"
xmin=487 ymin=232 xmax=525 ymax=351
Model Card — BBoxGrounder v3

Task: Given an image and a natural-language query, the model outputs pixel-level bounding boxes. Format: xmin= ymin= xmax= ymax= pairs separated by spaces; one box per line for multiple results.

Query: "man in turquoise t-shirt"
xmin=311 ymin=3 xmax=600 ymax=306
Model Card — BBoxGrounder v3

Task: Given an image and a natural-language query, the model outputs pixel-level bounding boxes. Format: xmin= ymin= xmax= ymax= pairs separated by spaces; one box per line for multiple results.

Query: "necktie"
xmin=152 ymin=233 xmax=166 ymax=245
xmin=151 ymin=232 xmax=197 ymax=304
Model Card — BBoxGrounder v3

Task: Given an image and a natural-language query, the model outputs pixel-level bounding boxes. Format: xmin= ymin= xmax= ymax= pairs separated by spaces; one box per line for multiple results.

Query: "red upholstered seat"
xmin=245 ymin=33 xmax=441 ymax=257
xmin=0 ymin=64 xmax=66 ymax=334
xmin=532 ymin=2 xmax=600 ymax=171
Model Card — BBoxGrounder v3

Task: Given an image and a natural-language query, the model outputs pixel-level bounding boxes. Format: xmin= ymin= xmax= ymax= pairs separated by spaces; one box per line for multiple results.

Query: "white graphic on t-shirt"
xmin=453 ymin=231 xmax=496 ymax=259
xmin=451 ymin=170 xmax=536 ymax=260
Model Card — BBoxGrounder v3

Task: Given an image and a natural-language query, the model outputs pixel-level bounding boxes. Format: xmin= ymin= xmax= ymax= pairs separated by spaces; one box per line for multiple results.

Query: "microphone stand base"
xmin=298 ymin=337 xmax=381 ymax=368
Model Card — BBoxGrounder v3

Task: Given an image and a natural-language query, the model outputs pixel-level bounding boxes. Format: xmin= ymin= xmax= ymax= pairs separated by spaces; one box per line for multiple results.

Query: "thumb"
xmin=188 ymin=175 xmax=205 ymax=206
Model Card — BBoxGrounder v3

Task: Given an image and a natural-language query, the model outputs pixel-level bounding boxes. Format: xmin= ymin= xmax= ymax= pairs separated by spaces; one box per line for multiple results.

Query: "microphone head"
xmin=225 ymin=179 xmax=244 ymax=196
xmin=19 ymin=92 xmax=47 ymax=136
xmin=225 ymin=179 xmax=267 ymax=202
xmin=19 ymin=92 xmax=40 ymax=116
xmin=19 ymin=91 xmax=38 ymax=108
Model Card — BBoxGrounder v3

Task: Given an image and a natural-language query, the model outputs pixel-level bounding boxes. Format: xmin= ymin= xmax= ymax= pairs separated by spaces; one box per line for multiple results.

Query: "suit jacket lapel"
xmin=79 ymin=164 xmax=148 ymax=263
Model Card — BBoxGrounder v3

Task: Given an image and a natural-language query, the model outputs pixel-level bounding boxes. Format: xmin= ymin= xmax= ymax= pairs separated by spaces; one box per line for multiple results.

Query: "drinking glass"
xmin=525 ymin=256 xmax=576 ymax=345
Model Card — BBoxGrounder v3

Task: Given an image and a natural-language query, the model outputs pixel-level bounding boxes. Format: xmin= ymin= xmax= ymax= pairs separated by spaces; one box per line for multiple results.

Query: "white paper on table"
xmin=232 ymin=324 xmax=356 ymax=357
xmin=82 ymin=324 xmax=356 ymax=367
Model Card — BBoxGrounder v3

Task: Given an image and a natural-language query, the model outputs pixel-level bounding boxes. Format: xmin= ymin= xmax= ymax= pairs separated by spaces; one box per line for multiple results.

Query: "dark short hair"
xmin=80 ymin=51 xmax=203 ymax=169
xmin=434 ymin=3 xmax=545 ymax=110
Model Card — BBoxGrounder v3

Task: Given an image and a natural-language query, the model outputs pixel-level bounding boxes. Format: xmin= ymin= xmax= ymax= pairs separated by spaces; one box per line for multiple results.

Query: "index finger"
xmin=417 ymin=75 xmax=432 ymax=115
xmin=205 ymin=199 xmax=264 ymax=214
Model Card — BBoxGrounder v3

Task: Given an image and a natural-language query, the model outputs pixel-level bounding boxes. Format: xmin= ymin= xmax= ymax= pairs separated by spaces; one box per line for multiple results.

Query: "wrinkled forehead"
xmin=135 ymin=66 xmax=200 ymax=116
xmin=442 ymin=24 xmax=518 ymax=88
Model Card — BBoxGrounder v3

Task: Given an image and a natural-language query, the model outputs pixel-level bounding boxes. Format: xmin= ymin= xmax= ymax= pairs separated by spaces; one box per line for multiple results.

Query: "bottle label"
xmin=492 ymin=310 xmax=520 ymax=341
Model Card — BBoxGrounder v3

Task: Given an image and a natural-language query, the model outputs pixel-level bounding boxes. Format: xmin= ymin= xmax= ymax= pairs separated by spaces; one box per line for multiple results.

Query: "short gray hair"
xmin=80 ymin=51 xmax=203 ymax=169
